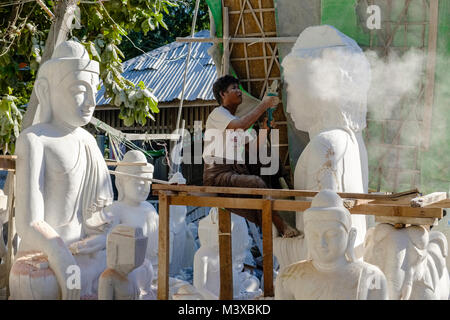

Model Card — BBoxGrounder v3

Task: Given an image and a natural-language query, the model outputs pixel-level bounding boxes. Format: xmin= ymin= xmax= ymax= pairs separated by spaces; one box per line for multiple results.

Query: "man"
xmin=202 ymin=75 xmax=299 ymax=237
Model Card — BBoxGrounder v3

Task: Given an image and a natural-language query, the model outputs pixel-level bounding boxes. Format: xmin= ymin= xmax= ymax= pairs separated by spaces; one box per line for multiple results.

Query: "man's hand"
xmin=261 ymin=116 xmax=276 ymax=130
xmin=261 ymin=95 xmax=280 ymax=110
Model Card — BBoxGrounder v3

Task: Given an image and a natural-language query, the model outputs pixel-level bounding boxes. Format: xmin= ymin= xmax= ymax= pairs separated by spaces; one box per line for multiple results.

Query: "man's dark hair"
xmin=212 ymin=75 xmax=240 ymax=105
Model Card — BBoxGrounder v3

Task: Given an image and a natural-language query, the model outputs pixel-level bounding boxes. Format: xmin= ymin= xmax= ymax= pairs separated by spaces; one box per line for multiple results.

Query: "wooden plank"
xmin=375 ymin=216 xmax=437 ymax=226
xmin=218 ymin=208 xmax=233 ymax=300
xmin=152 ymin=184 xmax=420 ymax=200
xmin=349 ymin=203 xmax=443 ymax=219
xmin=421 ymin=0 xmax=440 ymax=150
xmin=176 ymin=36 xmax=298 ymax=43
xmin=168 ymin=195 xmax=264 ymax=210
xmin=223 ymin=6 xmax=230 ymax=76
xmin=157 ymin=191 xmax=170 ymax=300
xmin=0 ymin=155 xmax=16 ymax=171
xmin=161 ymin=193 xmax=443 ymax=219
xmin=410 ymin=192 xmax=447 ymax=207
xmin=261 ymin=200 xmax=273 ymax=297
xmin=105 ymin=161 xmax=147 ymax=167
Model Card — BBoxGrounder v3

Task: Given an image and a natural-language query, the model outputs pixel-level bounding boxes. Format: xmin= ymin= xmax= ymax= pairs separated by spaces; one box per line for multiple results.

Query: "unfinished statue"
xmin=193 ymin=208 xmax=261 ymax=299
xmin=364 ymin=223 xmax=450 ymax=300
xmin=10 ymin=40 xmax=114 ymax=300
xmin=98 ymin=225 xmax=148 ymax=300
xmin=98 ymin=150 xmax=157 ymax=298
xmin=275 ymin=190 xmax=387 ymax=300
xmin=273 ymin=25 xmax=371 ymax=269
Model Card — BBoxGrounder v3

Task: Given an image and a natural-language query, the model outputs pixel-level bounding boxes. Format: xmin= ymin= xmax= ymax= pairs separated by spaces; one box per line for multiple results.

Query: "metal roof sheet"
xmin=96 ymin=30 xmax=217 ymax=105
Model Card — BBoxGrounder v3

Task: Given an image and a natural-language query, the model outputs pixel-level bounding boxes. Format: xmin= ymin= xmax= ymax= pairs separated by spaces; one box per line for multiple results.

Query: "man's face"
xmin=221 ymin=83 xmax=242 ymax=106
xmin=52 ymin=70 xmax=99 ymax=127
xmin=305 ymin=220 xmax=348 ymax=264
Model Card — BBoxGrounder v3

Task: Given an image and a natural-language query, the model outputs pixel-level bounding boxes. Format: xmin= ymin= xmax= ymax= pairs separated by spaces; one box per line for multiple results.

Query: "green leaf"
xmin=137 ymin=81 xmax=146 ymax=90
xmin=148 ymin=18 xmax=155 ymax=31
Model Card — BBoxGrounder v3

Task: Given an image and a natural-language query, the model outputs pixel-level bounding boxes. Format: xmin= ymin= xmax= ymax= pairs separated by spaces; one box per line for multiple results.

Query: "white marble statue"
xmin=99 ymin=150 xmax=159 ymax=274
xmin=0 ymin=190 xmax=8 ymax=289
xmin=169 ymin=200 xmax=198 ymax=277
xmin=364 ymin=223 xmax=450 ymax=300
xmin=10 ymin=40 xmax=113 ymax=300
xmin=98 ymin=225 xmax=148 ymax=300
xmin=193 ymin=207 xmax=261 ymax=299
xmin=274 ymin=25 xmax=371 ymax=269
xmin=275 ymin=190 xmax=387 ymax=300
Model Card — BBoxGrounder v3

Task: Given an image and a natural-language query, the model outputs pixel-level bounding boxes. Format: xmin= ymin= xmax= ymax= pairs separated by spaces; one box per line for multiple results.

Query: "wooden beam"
xmin=158 ymin=194 xmax=443 ymax=219
xmin=421 ymin=0 xmax=439 ymax=150
xmin=218 ymin=208 xmax=233 ymax=300
xmin=152 ymin=184 xmax=420 ymax=200
xmin=90 ymin=116 xmax=180 ymax=141
xmin=261 ymin=200 xmax=273 ymax=297
xmin=0 ymin=155 xmax=16 ymax=171
xmin=167 ymin=195 xmax=264 ymax=210
xmin=410 ymin=192 xmax=447 ymax=207
xmin=157 ymin=191 xmax=170 ymax=300
xmin=176 ymin=36 xmax=298 ymax=43
xmin=222 ymin=6 xmax=230 ymax=76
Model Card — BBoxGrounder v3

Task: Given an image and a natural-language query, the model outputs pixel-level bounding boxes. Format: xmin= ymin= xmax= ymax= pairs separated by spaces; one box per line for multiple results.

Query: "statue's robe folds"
xmin=10 ymin=126 xmax=113 ymax=299
xmin=274 ymin=128 xmax=367 ymax=269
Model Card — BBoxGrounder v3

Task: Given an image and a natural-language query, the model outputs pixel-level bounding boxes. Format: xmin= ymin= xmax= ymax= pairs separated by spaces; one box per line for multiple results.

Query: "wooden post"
xmin=261 ymin=199 xmax=274 ymax=297
xmin=222 ymin=6 xmax=230 ymax=76
xmin=218 ymin=208 xmax=233 ymax=300
xmin=157 ymin=191 xmax=170 ymax=300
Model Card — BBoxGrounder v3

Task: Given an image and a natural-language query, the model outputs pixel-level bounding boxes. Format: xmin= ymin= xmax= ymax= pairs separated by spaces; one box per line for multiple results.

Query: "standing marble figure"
xmin=10 ymin=41 xmax=113 ymax=299
xmin=273 ymin=25 xmax=371 ymax=268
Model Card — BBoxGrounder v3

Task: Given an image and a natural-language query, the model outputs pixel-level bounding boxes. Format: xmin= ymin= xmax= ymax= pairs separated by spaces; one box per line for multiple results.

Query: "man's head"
xmin=212 ymin=75 xmax=242 ymax=106
xmin=35 ymin=40 xmax=100 ymax=127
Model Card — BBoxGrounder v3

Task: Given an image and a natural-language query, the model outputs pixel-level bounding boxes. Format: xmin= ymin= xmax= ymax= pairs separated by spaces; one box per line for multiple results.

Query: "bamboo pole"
xmin=218 ymin=208 xmax=233 ymax=300
xmin=157 ymin=191 xmax=170 ymax=300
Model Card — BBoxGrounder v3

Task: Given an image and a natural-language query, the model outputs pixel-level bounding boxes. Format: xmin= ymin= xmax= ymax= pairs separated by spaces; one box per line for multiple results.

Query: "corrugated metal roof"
xmin=96 ymin=30 xmax=217 ymax=105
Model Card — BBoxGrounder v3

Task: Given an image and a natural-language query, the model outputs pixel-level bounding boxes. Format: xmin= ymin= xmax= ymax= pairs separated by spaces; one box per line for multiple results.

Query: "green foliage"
xmin=119 ymin=0 xmax=211 ymax=58
xmin=0 ymin=0 xmax=184 ymax=154
xmin=0 ymin=1 xmax=49 ymax=154
xmin=0 ymin=90 xmax=24 ymax=155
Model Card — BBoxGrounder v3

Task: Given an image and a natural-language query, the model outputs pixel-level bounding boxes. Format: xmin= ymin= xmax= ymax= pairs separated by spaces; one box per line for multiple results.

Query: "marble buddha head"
xmin=304 ymin=190 xmax=357 ymax=266
xmin=35 ymin=40 xmax=100 ymax=127
xmin=282 ymin=25 xmax=371 ymax=136
xmin=115 ymin=150 xmax=154 ymax=203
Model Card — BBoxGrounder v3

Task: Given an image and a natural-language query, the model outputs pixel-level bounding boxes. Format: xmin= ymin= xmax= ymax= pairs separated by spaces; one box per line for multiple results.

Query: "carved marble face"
xmin=305 ymin=220 xmax=348 ymax=264
xmin=51 ymin=70 xmax=99 ymax=127
xmin=121 ymin=173 xmax=152 ymax=203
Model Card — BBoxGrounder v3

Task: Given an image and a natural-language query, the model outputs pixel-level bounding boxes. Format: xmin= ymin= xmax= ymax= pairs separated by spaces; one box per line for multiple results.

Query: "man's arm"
xmin=15 ymin=133 xmax=80 ymax=300
xmin=226 ymin=96 xmax=279 ymax=131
